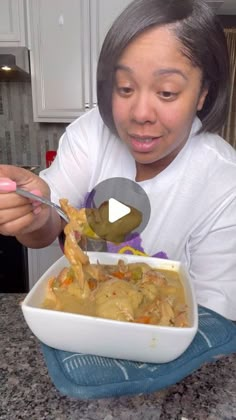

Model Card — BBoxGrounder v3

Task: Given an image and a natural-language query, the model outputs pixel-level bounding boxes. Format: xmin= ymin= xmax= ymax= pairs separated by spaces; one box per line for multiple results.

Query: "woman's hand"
xmin=0 ymin=164 xmax=62 ymax=246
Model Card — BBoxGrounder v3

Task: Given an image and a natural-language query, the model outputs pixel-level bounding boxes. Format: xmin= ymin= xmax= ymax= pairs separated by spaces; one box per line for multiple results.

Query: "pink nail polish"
xmin=32 ymin=201 xmax=42 ymax=207
xmin=30 ymin=189 xmax=43 ymax=197
xmin=0 ymin=178 xmax=16 ymax=192
xmin=33 ymin=206 xmax=42 ymax=215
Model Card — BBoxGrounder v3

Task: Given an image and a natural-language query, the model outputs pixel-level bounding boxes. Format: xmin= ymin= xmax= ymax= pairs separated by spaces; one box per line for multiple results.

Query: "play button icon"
xmin=108 ymin=198 xmax=130 ymax=223
xmin=84 ymin=177 xmax=151 ymax=243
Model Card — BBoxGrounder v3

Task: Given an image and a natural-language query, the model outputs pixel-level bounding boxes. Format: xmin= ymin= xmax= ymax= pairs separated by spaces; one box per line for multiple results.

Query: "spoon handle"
xmin=16 ymin=188 xmax=69 ymax=223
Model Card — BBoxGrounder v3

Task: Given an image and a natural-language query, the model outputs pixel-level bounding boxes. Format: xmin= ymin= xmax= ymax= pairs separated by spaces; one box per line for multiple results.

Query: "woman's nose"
xmin=130 ymin=94 xmax=157 ymax=124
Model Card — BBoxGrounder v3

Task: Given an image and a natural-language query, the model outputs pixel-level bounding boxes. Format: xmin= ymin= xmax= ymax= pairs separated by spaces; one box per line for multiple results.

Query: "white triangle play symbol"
xmin=108 ymin=198 xmax=131 ymax=223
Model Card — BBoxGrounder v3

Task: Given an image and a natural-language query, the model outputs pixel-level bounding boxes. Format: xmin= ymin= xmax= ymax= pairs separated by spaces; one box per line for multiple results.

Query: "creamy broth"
xmin=42 ymin=261 xmax=189 ymax=327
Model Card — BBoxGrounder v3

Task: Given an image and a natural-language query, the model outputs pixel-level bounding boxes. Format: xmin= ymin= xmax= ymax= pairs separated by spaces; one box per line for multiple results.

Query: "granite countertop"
xmin=1 ymin=294 xmax=236 ymax=420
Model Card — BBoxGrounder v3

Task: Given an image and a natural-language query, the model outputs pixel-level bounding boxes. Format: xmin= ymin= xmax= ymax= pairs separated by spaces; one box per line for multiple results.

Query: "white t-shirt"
xmin=40 ymin=107 xmax=236 ymax=320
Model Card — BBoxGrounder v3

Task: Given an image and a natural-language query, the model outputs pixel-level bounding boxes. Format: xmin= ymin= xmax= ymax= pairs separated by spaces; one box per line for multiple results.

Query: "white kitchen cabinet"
xmin=90 ymin=0 xmax=132 ymax=106
xmin=0 ymin=0 xmax=27 ymax=46
xmin=28 ymin=240 xmax=63 ymax=289
xmin=28 ymin=0 xmax=131 ymax=123
xmin=28 ymin=0 xmax=90 ymax=122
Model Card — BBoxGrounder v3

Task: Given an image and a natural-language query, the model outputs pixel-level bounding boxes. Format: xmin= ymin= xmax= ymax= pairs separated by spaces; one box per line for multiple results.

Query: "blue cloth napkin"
xmin=41 ymin=306 xmax=236 ymax=399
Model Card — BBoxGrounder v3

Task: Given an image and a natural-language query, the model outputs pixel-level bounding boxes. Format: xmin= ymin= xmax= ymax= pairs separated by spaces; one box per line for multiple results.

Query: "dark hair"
xmin=97 ymin=0 xmax=230 ymax=135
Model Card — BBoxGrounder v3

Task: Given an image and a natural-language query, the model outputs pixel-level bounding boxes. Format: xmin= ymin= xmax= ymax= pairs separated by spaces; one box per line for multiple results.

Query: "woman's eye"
xmin=159 ymin=91 xmax=177 ymax=100
xmin=116 ymin=86 xmax=133 ymax=96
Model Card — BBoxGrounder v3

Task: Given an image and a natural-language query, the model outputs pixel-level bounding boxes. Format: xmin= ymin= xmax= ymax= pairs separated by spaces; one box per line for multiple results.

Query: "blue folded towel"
xmin=41 ymin=306 xmax=236 ymax=399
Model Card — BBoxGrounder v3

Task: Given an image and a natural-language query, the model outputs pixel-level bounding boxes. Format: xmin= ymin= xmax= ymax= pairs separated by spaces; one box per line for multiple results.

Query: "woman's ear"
xmin=197 ymin=86 xmax=209 ymax=111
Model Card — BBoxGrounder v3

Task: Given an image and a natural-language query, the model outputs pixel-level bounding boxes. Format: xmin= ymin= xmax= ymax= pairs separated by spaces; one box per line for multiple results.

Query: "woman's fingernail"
xmin=33 ymin=206 xmax=42 ymax=215
xmin=32 ymin=200 xmax=41 ymax=207
xmin=0 ymin=178 xmax=16 ymax=192
xmin=30 ymin=189 xmax=43 ymax=197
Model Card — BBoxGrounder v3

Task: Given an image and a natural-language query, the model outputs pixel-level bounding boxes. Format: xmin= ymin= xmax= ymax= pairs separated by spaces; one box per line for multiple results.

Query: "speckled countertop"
xmin=1 ymin=293 xmax=236 ymax=420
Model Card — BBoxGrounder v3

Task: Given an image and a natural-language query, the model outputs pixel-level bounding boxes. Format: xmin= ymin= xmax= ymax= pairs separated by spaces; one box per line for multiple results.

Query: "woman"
xmin=0 ymin=0 xmax=235 ymax=319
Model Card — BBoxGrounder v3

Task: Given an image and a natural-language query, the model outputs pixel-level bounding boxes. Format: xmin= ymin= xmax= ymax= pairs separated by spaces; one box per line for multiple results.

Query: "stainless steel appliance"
xmin=0 ymin=47 xmax=30 ymax=81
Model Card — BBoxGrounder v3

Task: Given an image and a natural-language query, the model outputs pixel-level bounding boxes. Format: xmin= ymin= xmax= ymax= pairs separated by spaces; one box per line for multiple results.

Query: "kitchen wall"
xmin=0 ymin=81 xmax=67 ymax=168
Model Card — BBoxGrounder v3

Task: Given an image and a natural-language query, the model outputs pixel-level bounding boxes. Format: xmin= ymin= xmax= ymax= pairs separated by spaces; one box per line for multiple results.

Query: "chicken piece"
xmin=174 ymin=309 xmax=189 ymax=327
xmin=159 ymin=300 xmax=175 ymax=326
xmin=117 ymin=259 xmax=129 ymax=273
xmin=59 ymin=199 xmax=90 ymax=289
xmin=60 ymin=199 xmax=89 ymax=265
xmin=43 ymin=277 xmax=62 ymax=310
xmin=64 ymin=228 xmax=88 ymax=266
xmin=60 ymin=199 xmax=87 ymax=230
xmin=142 ymin=269 xmax=167 ymax=287
xmin=84 ymin=263 xmax=108 ymax=282
xmin=135 ymin=298 xmax=161 ymax=322
xmin=57 ymin=267 xmax=71 ymax=287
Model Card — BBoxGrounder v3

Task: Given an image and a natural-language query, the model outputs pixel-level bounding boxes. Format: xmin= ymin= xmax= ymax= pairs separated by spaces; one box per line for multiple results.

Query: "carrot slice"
xmin=134 ymin=316 xmax=151 ymax=324
xmin=61 ymin=277 xmax=73 ymax=287
xmin=111 ymin=271 xmax=125 ymax=279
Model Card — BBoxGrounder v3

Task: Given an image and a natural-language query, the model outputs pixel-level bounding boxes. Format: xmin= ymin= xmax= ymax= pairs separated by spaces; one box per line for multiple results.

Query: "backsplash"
xmin=0 ymin=81 xmax=67 ymax=169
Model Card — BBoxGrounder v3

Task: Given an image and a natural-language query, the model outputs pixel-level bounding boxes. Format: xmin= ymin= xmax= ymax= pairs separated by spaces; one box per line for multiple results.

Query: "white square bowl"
xmin=21 ymin=252 xmax=198 ymax=364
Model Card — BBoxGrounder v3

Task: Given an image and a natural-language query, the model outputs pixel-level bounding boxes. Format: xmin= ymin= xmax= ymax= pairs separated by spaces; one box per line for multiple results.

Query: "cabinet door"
xmin=0 ymin=0 xmax=27 ymax=46
xmin=29 ymin=0 xmax=90 ymax=122
xmin=90 ymin=0 xmax=132 ymax=106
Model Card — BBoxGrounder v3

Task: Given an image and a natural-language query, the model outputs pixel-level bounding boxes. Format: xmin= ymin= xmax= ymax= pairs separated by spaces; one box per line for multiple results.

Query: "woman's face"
xmin=112 ymin=26 xmax=208 ymax=180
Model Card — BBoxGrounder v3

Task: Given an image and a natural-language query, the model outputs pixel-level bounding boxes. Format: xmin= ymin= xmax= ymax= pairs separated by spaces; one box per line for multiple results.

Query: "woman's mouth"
xmin=129 ymin=135 xmax=162 ymax=153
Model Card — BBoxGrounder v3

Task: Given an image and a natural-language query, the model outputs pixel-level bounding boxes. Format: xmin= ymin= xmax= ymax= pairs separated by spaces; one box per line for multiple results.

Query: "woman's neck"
xmin=135 ymin=148 xmax=181 ymax=182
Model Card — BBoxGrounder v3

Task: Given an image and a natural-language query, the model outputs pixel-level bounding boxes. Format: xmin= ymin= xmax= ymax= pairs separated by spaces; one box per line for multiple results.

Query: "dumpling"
xmin=94 ymin=279 xmax=143 ymax=321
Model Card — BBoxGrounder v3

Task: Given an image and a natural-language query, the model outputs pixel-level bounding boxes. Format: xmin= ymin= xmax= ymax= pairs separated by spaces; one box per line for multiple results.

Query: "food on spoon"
xmin=59 ymin=199 xmax=91 ymax=291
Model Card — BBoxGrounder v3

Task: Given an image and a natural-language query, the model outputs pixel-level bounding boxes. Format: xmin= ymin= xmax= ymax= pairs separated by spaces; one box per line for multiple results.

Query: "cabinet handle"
xmin=84 ymin=103 xmax=97 ymax=111
xmin=58 ymin=15 xmax=64 ymax=26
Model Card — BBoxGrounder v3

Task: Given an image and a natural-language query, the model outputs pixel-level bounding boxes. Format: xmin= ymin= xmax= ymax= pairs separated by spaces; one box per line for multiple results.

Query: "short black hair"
xmin=97 ymin=0 xmax=229 ymax=135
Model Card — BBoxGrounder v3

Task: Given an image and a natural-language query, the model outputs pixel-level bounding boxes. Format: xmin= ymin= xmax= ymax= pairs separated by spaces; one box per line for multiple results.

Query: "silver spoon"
xmin=15 ymin=188 xmax=69 ymax=223
xmin=0 ymin=178 xmax=69 ymax=223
